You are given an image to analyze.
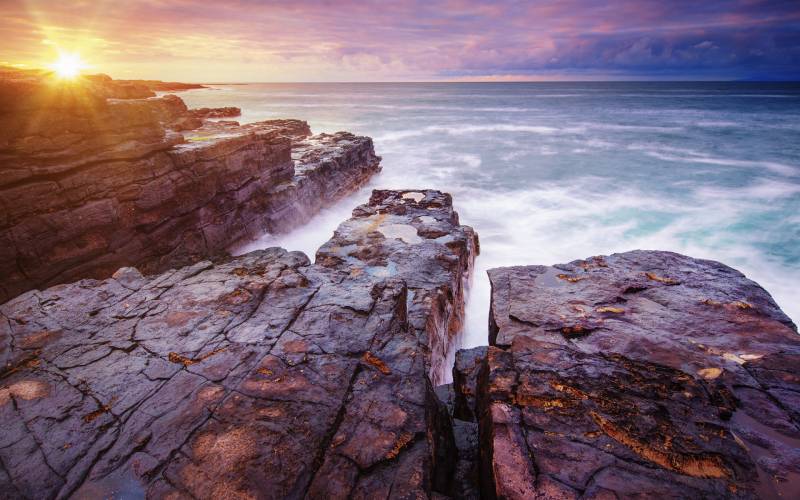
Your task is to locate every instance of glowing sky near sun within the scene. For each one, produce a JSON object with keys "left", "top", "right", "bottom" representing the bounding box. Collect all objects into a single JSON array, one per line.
[{"left": 1, "top": 0, "right": 798, "bottom": 82}]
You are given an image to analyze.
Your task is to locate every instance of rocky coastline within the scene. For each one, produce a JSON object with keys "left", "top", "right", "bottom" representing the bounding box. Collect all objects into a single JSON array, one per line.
[
  {"left": 0, "top": 71, "right": 381, "bottom": 303},
  {"left": 1, "top": 69, "right": 799, "bottom": 499}
]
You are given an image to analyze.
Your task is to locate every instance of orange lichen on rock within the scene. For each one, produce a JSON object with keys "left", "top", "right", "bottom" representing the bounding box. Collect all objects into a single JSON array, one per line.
[
  {"left": 697, "top": 367, "right": 723, "bottom": 380},
  {"left": 596, "top": 306, "right": 625, "bottom": 314},
  {"left": 578, "top": 257, "right": 609, "bottom": 269},
  {"left": 556, "top": 273, "right": 584, "bottom": 283},
  {"left": 701, "top": 299, "right": 753, "bottom": 310},
  {"left": 513, "top": 393, "right": 568, "bottom": 409},
  {"left": 83, "top": 398, "right": 116, "bottom": 423},
  {"left": 169, "top": 348, "right": 227, "bottom": 366},
  {"left": 645, "top": 272, "right": 679, "bottom": 285},
  {"left": 561, "top": 325, "right": 592, "bottom": 337},
  {"left": 550, "top": 381, "right": 590, "bottom": 400},
  {"left": 1, "top": 353, "right": 41, "bottom": 378},
  {"left": 590, "top": 411, "right": 729, "bottom": 478},
  {"left": 362, "top": 351, "right": 391, "bottom": 375},
  {"left": 385, "top": 432, "right": 414, "bottom": 459}
]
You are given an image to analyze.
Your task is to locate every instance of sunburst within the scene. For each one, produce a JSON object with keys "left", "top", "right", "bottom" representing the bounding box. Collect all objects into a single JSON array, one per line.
[{"left": 50, "top": 52, "right": 85, "bottom": 79}]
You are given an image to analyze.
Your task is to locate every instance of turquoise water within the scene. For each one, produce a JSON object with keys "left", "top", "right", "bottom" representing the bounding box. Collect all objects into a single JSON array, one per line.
[{"left": 177, "top": 83, "right": 800, "bottom": 346}]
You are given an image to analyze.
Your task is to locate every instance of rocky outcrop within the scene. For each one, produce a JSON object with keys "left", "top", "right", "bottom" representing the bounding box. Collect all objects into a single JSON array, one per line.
[
  {"left": 188, "top": 106, "right": 241, "bottom": 119},
  {"left": 456, "top": 250, "right": 799, "bottom": 499},
  {"left": 0, "top": 72, "right": 381, "bottom": 303},
  {"left": 316, "top": 190, "right": 479, "bottom": 385},
  {"left": 0, "top": 189, "right": 477, "bottom": 498},
  {"left": 83, "top": 74, "right": 157, "bottom": 99},
  {"left": 114, "top": 79, "right": 207, "bottom": 92}
]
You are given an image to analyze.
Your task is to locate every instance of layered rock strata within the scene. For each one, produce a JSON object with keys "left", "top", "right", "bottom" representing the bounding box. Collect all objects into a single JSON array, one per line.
[
  {"left": 0, "top": 75, "right": 381, "bottom": 303},
  {"left": 456, "top": 250, "right": 799, "bottom": 499},
  {"left": 0, "top": 189, "right": 478, "bottom": 498},
  {"left": 188, "top": 106, "right": 241, "bottom": 119}
]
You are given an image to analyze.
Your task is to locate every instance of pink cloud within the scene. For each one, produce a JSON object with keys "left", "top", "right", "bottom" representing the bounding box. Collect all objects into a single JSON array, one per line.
[{"left": 1, "top": 0, "right": 797, "bottom": 81}]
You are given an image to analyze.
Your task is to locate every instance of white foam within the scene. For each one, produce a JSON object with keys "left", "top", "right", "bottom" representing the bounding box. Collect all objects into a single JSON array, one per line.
[
  {"left": 205, "top": 83, "right": 800, "bottom": 346},
  {"left": 627, "top": 143, "right": 800, "bottom": 177}
]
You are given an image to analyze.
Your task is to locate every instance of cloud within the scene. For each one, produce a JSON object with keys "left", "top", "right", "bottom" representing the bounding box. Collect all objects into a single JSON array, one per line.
[{"left": 0, "top": 0, "right": 798, "bottom": 81}]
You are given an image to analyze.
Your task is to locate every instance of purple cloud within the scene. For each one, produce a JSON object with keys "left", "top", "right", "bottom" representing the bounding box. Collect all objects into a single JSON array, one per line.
[{"left": 0, "top": 0, "right": 798, "bottom": 80}]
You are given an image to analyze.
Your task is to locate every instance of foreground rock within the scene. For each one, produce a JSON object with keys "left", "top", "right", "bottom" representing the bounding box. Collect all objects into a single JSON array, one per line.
[
  {"left": 0, "top": 71, "right": 381, "bottom": 303},
  {"left": 460, "top": 251, "right": 799, "bottom": 499},
  {"left": 0, "top": 189, "right": 478, "bottom": 498}
]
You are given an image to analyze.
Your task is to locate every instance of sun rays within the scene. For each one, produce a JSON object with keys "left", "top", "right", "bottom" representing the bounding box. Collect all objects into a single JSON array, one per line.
[{"left": 50, "top": 52, "right": 85, "bottom": 79}]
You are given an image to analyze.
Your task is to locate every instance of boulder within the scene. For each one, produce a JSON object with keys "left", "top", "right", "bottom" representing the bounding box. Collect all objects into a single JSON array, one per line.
[{"left": 471, "top": 250, "right": 800, "bottom": 499}]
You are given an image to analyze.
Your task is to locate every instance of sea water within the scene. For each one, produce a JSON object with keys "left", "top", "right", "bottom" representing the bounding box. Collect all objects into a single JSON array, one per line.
[{"left": 176, "top": 82, "right": 800, "bottom": 348}]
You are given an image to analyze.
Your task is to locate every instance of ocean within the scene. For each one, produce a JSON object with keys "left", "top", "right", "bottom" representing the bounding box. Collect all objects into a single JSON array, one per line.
[{"left": 175, "top": 82, "right": 800, "bottom": 348}]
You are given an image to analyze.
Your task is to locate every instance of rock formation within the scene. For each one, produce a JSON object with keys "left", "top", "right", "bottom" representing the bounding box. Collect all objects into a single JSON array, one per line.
[
  {"left": 3, "top": 67, "right": 799, "bottom": 500},
  {"left": 0, "top": 72, "right": 381, "bottom": 303},
  {"left": 453, "top": 250, "right": 799, "bottom": 499},
  {"left": 316, "top": 190, "right": 479, "bottom": 385},
  {"left": 113, "top": 79, "right": 207, "bottom": 92},
  {"left": 188, "top": 106, "right": 241, "bottom": 119},
  {"left": 0, "top": 189, "right": 478, "bottom": 498}
]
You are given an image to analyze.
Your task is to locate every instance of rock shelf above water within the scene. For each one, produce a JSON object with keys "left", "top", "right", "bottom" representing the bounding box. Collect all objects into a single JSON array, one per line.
[
  {"left": 453, "top": 251, "right": 799, "bottom": 499},
  {"left": 0, "top": 189, "right": 478, "bottom": 498}
]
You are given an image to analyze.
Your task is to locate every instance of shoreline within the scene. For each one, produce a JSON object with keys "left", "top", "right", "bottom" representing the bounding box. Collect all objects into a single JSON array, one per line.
[{"left": 1, "top": 68, "right": 798, "bottom": 498}]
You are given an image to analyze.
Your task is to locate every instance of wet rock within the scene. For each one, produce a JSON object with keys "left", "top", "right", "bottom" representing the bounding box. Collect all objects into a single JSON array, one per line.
[
  {"left": 0, "top": 72, "right": 380, "bottom": 303},
  {"left": 435, "top": 383, "right": 456, "bottom": 415},
  {"left": 475, "top": 250, "right": 800, "bottom": 499},
  {"left": 0, "top": 189, "right": 477, "bottom": 499},
  {"left": 453, "top": 346, "right": 487, "bottom": 421},
  {"left": 316, "top": 190, "right": 480, "bottom": 385},
  {"left": 452, "top": 419, "right": 481, "bottom": 500}
]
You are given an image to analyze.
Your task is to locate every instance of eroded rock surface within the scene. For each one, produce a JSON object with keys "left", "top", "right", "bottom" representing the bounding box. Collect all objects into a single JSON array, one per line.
[
  {"left": 316, "top": 190, "right": 479, "bottom": 385},
  {"left": 469, "top": 250, "right": 799, "bottom": 499},
  {"left": 188, "top": 106, "right": 241, "bottom": 119},
  {"left": 0, "top": 71, "right": 381, "bottom": 303},
  {"left": 0, "top": 189, "right": 477, "bottom": 499}
]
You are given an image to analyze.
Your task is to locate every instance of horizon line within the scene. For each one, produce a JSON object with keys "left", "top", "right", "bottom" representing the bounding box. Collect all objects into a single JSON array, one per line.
[
  {"left": 194, "top": 79, "right": 800, "bottom": 85},
  {"left": 4, "top": 66, "right": 798, "bottom": 85}
]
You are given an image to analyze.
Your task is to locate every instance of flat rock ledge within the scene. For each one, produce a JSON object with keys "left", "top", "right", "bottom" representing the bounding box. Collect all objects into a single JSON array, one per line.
[
  {"left": 451, "top": 250, "right": 799, "bottom": 499},
  {"left": 0, "top": 189, "right": 478, "bottom": 499},
  {"left": 0, "top": 73, "right": 381, "bottom": 303}
]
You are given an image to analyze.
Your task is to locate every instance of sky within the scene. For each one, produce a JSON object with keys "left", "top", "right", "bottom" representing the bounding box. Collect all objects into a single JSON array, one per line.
[{"left": 1, "top": 0, "right": 799, "bottom": 82}]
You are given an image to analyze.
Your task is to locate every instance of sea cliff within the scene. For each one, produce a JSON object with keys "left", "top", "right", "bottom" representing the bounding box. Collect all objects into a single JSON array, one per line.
[{"left": 0, "top": 70, "right": 380, "bottom": 302}]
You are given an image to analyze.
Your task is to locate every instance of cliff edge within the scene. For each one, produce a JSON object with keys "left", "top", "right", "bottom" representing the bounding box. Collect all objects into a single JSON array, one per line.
[
  {"left": 0, "top": 189, "right": 478, "bottom": 498},
  {"left": 0, "top": 70, "right": 381, "bottom": 303},
  {"left": 452, "top": 250, "right": 799, "bottom": 499}
]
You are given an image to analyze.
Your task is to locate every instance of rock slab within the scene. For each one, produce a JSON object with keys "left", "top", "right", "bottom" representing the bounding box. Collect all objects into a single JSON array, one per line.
[
  {"left": 0, "top": 189, "right": 477, "bottom": 499},
  {"left": 468, "top": 250, "right": 799, "bottom": 499}
]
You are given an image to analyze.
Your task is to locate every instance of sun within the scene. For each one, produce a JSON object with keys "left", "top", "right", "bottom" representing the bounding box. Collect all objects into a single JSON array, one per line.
[{"left": 50, "top": 53, "right": 85, "bottom": 79}]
